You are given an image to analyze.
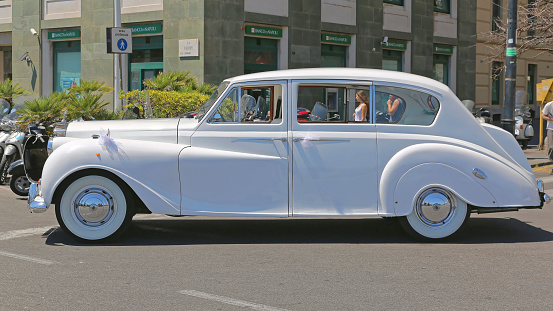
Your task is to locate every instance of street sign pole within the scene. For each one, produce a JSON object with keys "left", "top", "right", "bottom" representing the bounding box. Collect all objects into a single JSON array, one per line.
[
  {"left": 114, "top": 0, "right": 121, "bottom": 111},
  {"left": 503, "top": 0, "right": 517, "bottom": 135}
]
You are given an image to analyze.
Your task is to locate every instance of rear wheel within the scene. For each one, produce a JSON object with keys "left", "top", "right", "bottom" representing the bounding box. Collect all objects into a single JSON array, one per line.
[
  {"left": 9, "top": 167, "right": 30, "bottom": 196},
  {"left": 55, "top": 175, "right": 135, "bottom": 242},
  {"left": 399, "top": 187, "right": 469, "bottom": 240}
]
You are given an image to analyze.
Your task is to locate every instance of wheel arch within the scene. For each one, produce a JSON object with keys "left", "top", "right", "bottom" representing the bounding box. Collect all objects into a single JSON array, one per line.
[
  {"left": 52, "top": 168, "right": 149, "bottom": 214},
  {"left": 378, "top": 143, "right": 516, "bottom": 216}
]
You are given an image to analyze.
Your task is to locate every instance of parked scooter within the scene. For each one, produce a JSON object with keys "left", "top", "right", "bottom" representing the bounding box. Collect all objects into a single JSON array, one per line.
[
  {"left": 514, "top": 106, "right": 535, "bottom": 149},
  {"left": 0, "top": 124, "right": 25, "bottom": 185},
  {"left": 7, "top": 124, "right": 49, "bottom": 196}
]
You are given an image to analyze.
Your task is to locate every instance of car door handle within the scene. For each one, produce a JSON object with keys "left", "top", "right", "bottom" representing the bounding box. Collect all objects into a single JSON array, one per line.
[
  {"left": 293, "top": 138, "right": 349, "bottom": 142},
  {"left": 233, "top": 138, "right": 287, "bottom": 142}
]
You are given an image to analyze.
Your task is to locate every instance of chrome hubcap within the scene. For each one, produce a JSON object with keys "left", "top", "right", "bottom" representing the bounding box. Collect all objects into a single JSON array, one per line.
[
  {"left": 415, "top": 188, "right": 456, "bottom": 226},
  {"left": 72, "top": 187, "right": 115, "bottom": 227}
]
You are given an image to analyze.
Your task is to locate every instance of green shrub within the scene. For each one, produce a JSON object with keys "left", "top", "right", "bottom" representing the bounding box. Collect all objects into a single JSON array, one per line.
[{"left": 120, "top": 89, "right": 210, "bottom": 118}]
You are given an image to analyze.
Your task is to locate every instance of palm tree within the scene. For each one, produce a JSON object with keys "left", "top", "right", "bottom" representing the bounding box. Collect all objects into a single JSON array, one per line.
[
  {"left": 0, "top": 79, "right": 29, "bottom": 112},
  {"left": 17, "top": 92, "right": 66, "bottom": 126},
  {"left": 143, "top": 71, "right": 195, "bottom": 91},
  {"left": 66, "top": 80, "right": 113, "bottom": 120}
]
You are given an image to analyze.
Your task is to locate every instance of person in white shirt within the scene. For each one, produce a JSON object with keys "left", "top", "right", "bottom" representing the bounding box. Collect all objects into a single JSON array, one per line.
[
  {"left": 541, "top": 100, "right": 553, "bottom": 173},
  {"left": 353, "top": 90, "right": 369, "bottom": 121}
]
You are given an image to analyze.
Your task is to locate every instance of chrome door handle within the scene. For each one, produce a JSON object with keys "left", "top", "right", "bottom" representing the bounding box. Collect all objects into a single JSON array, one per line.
[
  {"left": 234, "top": 138, "right": 287, "bottom": 142},
  {"left": 293, "top": 138, "right": 349, "bottom": 142}
]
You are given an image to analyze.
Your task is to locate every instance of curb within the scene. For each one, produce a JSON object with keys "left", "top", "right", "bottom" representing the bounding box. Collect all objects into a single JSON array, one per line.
[{"left": 531, "top": 161, "right": 553, "bottom": 168}]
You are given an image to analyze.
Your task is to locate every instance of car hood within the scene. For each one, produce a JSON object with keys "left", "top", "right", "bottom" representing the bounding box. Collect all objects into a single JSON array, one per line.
[{"left": 66, "top": 118, "right": 198, "bottom": 144}]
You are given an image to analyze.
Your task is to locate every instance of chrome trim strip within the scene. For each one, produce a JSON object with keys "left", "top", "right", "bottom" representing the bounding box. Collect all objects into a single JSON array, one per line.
[{"left": 293, "top": 138, "right": 349, "bottom": 142}]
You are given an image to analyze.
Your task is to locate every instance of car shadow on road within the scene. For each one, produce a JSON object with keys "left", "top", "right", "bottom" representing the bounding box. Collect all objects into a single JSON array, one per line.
[{"left": 44, "top": 216, "right": 553, "bottom": 246}]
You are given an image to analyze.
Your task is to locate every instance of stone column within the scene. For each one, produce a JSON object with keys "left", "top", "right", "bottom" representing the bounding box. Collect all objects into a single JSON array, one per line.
[
  {"left": 356, "top": 0, "right": 383, "bottom": 69},
  {"left": 289, "top": 0, "right": 321, "bottom": 69},
  {"left": 411, "top": 1, "right": 434, "bottom": 78},
  {"left": 11, "top": 0, "right": 41, "bottom": 102}
]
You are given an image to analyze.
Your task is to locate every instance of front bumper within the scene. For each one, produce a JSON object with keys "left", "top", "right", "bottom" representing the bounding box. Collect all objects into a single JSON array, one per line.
[
  {"left": 27, "top": 182, "right": 49, "bottom": 213},
  {"left": 537, "top": 180, "right": 551, "bottom": 206}
]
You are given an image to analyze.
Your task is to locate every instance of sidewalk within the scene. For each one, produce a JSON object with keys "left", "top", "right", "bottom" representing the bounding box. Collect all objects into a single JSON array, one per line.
[{"left": 523, "top": 146, "right": 552, "bottom": 168}]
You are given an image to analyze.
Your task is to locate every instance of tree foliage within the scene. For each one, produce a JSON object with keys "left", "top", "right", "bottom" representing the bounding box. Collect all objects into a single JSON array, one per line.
[
  {"left": 480, "top": 0, "right": 553, "bottom": 65},
  {"left": 0, "top": 79, "right": 29, "bottom": 112}
]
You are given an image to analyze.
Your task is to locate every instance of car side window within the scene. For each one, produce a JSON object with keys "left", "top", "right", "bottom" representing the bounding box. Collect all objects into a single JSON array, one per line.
[
  {"left": 297, "top": 85, "right": 372, "bottom": 123},
  {"left": 210, "top": 85, "right": 283, "bottom": 124},
  {"left": 375, "top": 85, "right": 439, "bottom": 125},
  {"left": 210, "top": 88, "right": 240, "bottom": 123}
]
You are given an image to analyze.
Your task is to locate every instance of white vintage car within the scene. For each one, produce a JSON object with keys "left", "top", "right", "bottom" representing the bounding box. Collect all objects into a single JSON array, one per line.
[{"left": 27, "top": 68, "right": 550, "bottom": 241}]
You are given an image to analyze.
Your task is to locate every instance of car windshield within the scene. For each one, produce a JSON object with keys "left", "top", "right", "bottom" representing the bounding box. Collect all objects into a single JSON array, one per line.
[{"left": 195, "top": 81, "right": 229, "bottom": 122}]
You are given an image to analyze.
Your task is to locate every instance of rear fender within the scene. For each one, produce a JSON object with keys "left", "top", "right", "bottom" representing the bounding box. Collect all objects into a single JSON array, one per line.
[
  {"left": 379, "top": 143, "right": 539, "bottom": 216},
  {"left": 391, "top": 163, "right": 497, "bottom": 216}
]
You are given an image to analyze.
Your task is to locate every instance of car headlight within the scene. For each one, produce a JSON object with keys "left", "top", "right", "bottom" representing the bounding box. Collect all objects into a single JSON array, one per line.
[
  {"left": 47, "top": 137, "right": 54, "bottom": 155},
  {"left": 52, "top": 121, "right": 67, "bottom": 137}
]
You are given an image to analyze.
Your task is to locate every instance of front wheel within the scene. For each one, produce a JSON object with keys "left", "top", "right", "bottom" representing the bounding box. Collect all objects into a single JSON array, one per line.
[
  {"left": 55, "top": 175, "right": 135, "bottom": 242},
  {"left": 9, "top": 167, "right": 30, "bottom": 196},
  {"left": 399, "top": 187, "right": 469, "bottom": 240}
]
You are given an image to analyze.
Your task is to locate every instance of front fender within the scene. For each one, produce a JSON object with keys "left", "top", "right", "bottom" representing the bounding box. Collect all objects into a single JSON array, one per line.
[
  {"left": 3, "top": 144, "right": 17, "bottom": 156},
  {"left": 40, "top": 138, "right": 186, "bottom": 215},
  {"left": 379, "top": 143, "right": 540, "bottom": 216},
  {"left": 7, "top": 159, "right": 23, "bottom": 174}
]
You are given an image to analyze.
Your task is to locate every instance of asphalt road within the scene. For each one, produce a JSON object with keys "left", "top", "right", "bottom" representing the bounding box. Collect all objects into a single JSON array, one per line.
[{"left": 1, "top": 173, "right": 553, "bottom": 311}]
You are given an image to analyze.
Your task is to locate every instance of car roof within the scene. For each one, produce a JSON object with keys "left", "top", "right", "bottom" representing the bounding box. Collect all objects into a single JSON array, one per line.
[{"left": 225, "top": 68, "right": 451, "bottom": 96}]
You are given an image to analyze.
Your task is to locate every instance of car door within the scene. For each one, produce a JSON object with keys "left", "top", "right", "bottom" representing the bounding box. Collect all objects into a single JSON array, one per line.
[
  {"left": 180, "top": 81, "right": 289, "bottom": 216},
  {"left": 290, "top": 80, "right": 379, "bottom": 216}
]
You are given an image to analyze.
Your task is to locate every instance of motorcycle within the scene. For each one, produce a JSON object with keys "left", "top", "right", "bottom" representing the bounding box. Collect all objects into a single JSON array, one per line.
[
  {"left": 514, "top": 106, "right": 535, "bottom": 149},
  {"left": 0, "top": 112, "right": 24, "bottom": 185},
  {"left": 7, "top": 125, "right": 49, "bottom": 196}
]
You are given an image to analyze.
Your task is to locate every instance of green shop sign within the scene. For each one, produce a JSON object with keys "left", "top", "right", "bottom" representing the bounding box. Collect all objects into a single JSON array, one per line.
[
  {"left": 126, "top": 23, "right": 162, "bottom": 35},
  {"left": 321, "top": 34, "right": 351, "bottom": 45},
  {"left": 382, "top": 40, "right": 407, "bottom": 50},
  {"left": 48, "top": 30, "right": 81, "bottom": 40},
  {"left": 245, "top": 25, "right": 282, "bottom": 38},
  {"left": 434, "top": 45, "right": 453, "bottom": 54}
]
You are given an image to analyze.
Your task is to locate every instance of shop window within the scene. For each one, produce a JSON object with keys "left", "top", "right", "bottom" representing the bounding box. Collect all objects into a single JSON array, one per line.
[
  {"left": 0, "top": 46, "right": 12, "bottom": 80},
  {"left": 433, "top": 54, "right": 449, "bottom": 86},
  {"left": 53, "top": 41, "right": 81, "bottom": 92},
  {"left": 492, "top": 0, "right": 502, "bottom": 31},
  {"left": 492, "top": 61, "right": 503, "bottom": 106},
  {"left": 382, "top": 49, "right": 403, "bottom": 72},
  {"left": 129, "top": 36, "right": 163, "bottom": 91},
  {"left": 244, "top": 37, "right": 278, "bottom": 74},
  {"left": 384, "top": 0, "right": 404, "bottom": 5},
  {"left": 527, "top": 64, "right": 537, "bottom": 106},
  {"left": 434, "top": 0, "right": 450, "bottom": 14},
  {"left": 321, "top": 44, "right": 347, "bottom": 67}
]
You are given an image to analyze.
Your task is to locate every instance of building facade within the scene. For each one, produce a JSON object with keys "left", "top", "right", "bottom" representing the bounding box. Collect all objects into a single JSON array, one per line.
[
  {"left": 476, "top": 0, "right": 553, "bottom": 132},
  {"left": 0, "top": 0, "right": 476, "bottom": 109}
]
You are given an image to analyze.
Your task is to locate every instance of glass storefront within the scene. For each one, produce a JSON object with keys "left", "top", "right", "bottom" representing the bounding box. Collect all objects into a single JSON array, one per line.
[
  {"left": 244, "top": 36, "right": 278, "bottom": 74},
  {"left": 53, "top": 41, "right": 81, "bottom": 92},
  {"left": 382, "top": 49, "right": 403, "bottom": 71},
  {"left": 321, "top": 44, "right": 346, "bottom": 67},
  {"left": 433, "top": 45, "right": 452, "bottom": 86},
  {"left": 0, "top": 46, "right": 12, "bottom": 80},
  {"left": 129, "top": 36, "right": 163, "bottom": 91}
]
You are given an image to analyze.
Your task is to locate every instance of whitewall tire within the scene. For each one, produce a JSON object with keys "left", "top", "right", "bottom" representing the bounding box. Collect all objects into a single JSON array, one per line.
[
  {"left": 55, "top": 175, "right": 135, "bottom": 242},
  {"left": 400, "top": 187, "right": 469, "bottom": 240}
]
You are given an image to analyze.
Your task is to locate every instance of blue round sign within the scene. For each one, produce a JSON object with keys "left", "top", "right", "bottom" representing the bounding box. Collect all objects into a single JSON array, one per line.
[{"left": 117, "top": 38, "right": 128, "bottom": 51}]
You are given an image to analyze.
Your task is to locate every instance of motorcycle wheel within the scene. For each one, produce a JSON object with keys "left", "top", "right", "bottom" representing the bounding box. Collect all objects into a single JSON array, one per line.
[
  {"left": 9, "top": 167, "right": 30, "bottom": 196},
  {"left": 0, "top": 154, "right": 11, "bottom": 185}
]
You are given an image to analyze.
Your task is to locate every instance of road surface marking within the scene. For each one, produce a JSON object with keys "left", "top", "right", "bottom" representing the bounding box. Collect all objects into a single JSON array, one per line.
[
  {"left": 0, "top": 251, "right": 55, "bottom": 265},
  {"left": 0, "top": 226, "right": 57, "bottom": 241},
  {"left": 179, "top": 290, "right": 291, "bottom": 311}
]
